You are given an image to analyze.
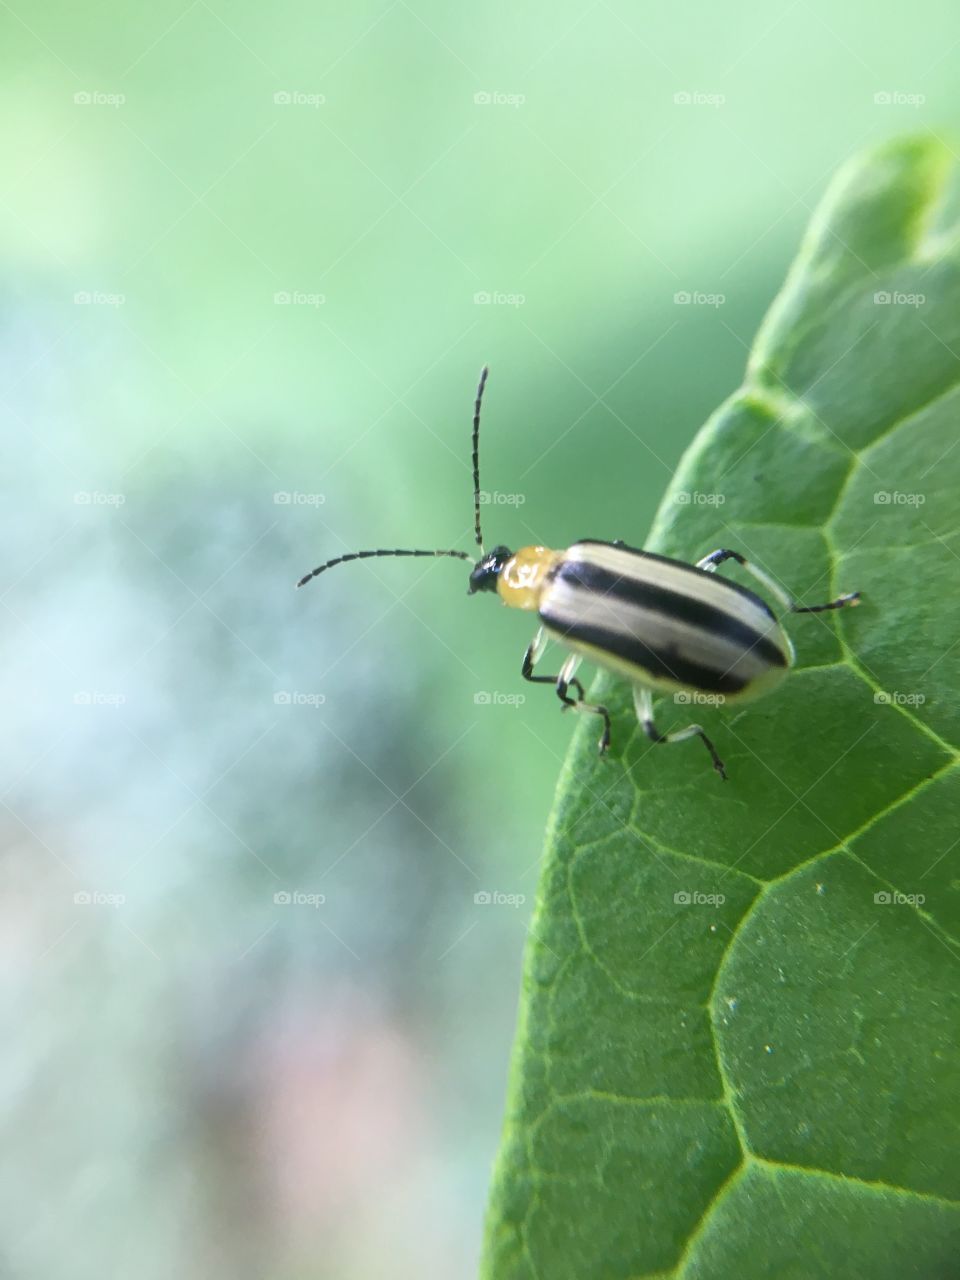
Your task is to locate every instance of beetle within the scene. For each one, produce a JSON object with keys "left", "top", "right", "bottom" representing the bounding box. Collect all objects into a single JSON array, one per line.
[{"left": 297, "top": 367, "right": 860, "bottom": 779}]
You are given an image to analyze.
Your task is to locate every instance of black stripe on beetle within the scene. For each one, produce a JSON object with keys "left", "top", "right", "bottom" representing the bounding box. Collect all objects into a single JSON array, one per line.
[{"left": 542, "top": 551, "right": 789, "bottom": 673}]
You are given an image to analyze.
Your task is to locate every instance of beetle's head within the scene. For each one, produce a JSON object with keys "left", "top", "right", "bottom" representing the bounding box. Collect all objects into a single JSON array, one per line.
[{"left": 468, "top": 545, "right": 512, "bottom": 595}]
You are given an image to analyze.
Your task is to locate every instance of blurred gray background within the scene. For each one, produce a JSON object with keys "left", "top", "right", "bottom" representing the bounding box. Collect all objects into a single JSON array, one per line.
[{"left": 1, "top": 1, "right": 958, "bottom": 1275}]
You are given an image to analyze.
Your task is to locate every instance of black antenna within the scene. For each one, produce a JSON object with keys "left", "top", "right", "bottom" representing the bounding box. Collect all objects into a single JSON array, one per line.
[
  {"left": 472, "top": 365, "right": 489, "bottom": 550},
  {"left": 297, "top": 547, "right": 471, "bottom": 590},
  {"left": 298, "top": 369, "right": 490, "bottom": 590}
]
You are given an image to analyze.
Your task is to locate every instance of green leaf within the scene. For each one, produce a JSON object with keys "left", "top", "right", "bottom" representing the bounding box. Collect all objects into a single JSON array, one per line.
[{"left": 481, "top": 136, "right": 960, "bottom": 1280}]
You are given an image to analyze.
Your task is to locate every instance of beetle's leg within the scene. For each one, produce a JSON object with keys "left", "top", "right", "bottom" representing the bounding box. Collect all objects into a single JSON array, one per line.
[
  {"left": 557, "top": 654, "right": 611, "bottom": 755},
  {"left": 790, "top": 592, "right": 861, "bottom": 613},
  {"left": 696, "top": 547, "right": 793, "bottom": 609},
  {"left": 696, "top": 547, "right": 860, "bottom": 614},
  {"left": 521, "top": 627, "right": 585, "bottom": 699},
  {"left": 634, "top": 686, "right": 727, "bottom": 781},
  {"left": 521, "top": 632, "right": 610, "bottom": 753}
]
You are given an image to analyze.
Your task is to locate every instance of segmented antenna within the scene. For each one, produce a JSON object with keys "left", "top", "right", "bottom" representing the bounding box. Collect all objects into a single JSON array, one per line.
[
  {"left": 297, "top": 547, "right": 471, "bottom": 589},
  {"left": 472, "top": 365, "right": 489, "bottom": 550},
  {"left": 298, "top": 369, "right": 490, "bottom": 589}
]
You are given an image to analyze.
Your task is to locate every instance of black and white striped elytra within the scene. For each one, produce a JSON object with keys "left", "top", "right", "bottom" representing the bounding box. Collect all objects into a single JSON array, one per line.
[
  {"left": 538, "top": 540, "right": 792, "bottom": 702},
  {"left": 297, "top": 368, "right": 861, "bottom": 779}
]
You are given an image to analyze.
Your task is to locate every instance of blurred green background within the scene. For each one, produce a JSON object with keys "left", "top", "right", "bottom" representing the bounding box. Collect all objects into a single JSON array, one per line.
[{"left": 1, "top": 2, "right": 958, "bottom": 1276}]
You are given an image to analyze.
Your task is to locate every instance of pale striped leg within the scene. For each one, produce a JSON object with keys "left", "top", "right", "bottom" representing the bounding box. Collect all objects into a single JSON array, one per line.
[
  {"left": 521, "top": 633, "right": 610, "bottom": 753},
  {"left": 556, "top": 654, "right": 611, "bottom": 755},
  {"left": 696, "top": 548, "right": 860, "bottom": 614},
  {"left": 633, "top": 686, "right": 727, "bottom": 781},
  {"left": 521, "top": 627, "right": 585, "bottom": 701}
]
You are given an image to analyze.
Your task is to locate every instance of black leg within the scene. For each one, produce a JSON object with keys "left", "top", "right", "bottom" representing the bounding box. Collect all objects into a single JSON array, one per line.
[
  {"left": 791, "top": 592, "right": 861, "bottom": 614},
  {"left": 521, "top": 633, "right": 609, "bottom": 754},
  {"left": 521, "top": 640, "right": 585, "bottom": 700},
  {"left": 555, "top": 660, "right": 609, "bottom": 747}
]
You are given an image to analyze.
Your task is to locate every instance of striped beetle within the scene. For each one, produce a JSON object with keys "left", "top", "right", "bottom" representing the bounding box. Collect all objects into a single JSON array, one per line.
[{"left": 298, "top": 368, "right": 860, "bottom": 779}]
